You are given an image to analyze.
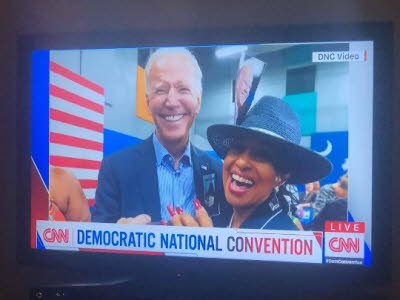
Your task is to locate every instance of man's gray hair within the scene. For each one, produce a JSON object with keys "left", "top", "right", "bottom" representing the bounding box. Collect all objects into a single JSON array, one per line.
[{"left": 144, "top": 47, "right": 203, "bottom": 95}]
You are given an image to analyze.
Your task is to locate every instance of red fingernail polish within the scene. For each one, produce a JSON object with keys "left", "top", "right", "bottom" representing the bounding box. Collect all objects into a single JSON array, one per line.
[
  {"left": 167, "top": 205, "right": 176, "bottom": 217},
  {"left": 194, "top": 199, "right": 202, "bottom": 210},
  {"left": 176, "top": 207, "right": 183, "bottom": 214},
  {"left": 160, "top": 220, "right": 167, "bottom": 225}
]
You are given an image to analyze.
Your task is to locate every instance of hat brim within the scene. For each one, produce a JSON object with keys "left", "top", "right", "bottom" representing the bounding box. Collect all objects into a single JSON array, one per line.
[{"left": 207, "top": 124, "right": 332, "bottom": 185}]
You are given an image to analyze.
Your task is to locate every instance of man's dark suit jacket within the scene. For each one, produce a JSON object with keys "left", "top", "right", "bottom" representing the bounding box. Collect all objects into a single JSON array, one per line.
[{"left": 91, "top": 136, "right": 230, "bottom": 225}]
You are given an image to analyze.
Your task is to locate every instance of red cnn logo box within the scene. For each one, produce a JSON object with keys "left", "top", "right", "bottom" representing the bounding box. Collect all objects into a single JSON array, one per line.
[
  {"left": 43, "top": 228, "right": 70, "bottom": 243},
  {"left": 324, "top": 221, "right": 365, "bottom": 260}
]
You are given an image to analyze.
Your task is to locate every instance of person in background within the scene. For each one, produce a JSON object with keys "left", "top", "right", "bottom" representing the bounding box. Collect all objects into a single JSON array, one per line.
[
  {"left": 49, "top": 167, "right": 91, "bottom": 222},
  {"left": 92, "top": 48, "right": 226, "bottom": 225},
  {"left": 296, "top": 181, "right": 320, "bottom": 228},
  {"left": 234, "top": 62, "right": 254, "bottom": 125},
  {"left": 309, "top": 197, "right": 348, "bottom": 231},
  {"left": 311, "top": 174, "right": 348, "bottom": 220},
  {"left": 235, "top": 63, "right": 254, "bottom": 111},
  {"left": 299, "top": 181, "right": 320, "bottom": 204}
]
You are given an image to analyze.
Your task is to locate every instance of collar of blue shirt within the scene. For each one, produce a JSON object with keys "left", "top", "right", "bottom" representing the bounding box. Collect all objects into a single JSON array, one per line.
[{"left": 152, "top": 133, "right": 192, "bottom": 169}]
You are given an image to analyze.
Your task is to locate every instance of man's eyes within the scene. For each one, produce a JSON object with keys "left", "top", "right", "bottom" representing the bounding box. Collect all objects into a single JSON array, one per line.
[
  {"left": 178, "top": 87, "right": 191, "bottom": 94},
  {"left": 154, "top": 87, "right": 191, "bottom": 95},
  {"left": 155, "top": 88, "right": 168, "bottom": 95}
]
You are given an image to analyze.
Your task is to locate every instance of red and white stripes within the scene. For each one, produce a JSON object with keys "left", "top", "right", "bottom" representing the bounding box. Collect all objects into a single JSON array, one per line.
[{"left": 49, "top": 61, "right": 105, "bottom": 206}]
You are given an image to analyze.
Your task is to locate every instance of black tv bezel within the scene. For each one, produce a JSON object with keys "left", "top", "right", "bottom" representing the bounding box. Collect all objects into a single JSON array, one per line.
[{"left": 17, "top": 22, "right": 393, "bottom": 293}]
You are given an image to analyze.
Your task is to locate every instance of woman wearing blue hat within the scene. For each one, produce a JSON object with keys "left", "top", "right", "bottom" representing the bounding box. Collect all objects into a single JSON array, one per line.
[{"left": 170, "top": 96, "right": 332, "bottom": 230}]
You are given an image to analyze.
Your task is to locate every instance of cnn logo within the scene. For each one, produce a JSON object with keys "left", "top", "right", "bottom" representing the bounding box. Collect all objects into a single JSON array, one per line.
[
  {"left": 328, "top": 237, "right": 360, "bottom": 253},
  {"left": 43, "top": 228, "right": 69, "bottom": 243}
]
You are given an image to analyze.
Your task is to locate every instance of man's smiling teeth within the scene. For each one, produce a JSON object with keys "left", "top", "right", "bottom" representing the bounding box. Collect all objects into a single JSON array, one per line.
[
  {"left": 163, "top": 114, "right": 183, "bottom": 122},
  {"left": 232, "top": 173, "right": 254, "bottom": 187}
]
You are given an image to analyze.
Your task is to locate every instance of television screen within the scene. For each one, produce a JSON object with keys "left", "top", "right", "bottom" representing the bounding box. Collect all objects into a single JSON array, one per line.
[
  {"left": 29, "top": 39, "right": 374, "bottom": 266},
  {"left": 18, "top": 26, "right": 392, "bottom": 293}
]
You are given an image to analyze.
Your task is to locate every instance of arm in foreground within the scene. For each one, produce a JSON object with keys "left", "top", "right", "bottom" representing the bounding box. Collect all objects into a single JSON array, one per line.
[{"left": 49, "top": 167, "right": 90, "bottom": 222}]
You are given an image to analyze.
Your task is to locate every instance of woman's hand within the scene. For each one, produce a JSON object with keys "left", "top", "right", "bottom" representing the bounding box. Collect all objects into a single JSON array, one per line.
[{"left": 167, "top": 199, "right": 213, "bottom": 227}]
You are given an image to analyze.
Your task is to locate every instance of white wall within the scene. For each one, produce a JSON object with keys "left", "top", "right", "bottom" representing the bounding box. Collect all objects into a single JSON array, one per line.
[
  {"left": 253, "top": 53, "right": 350, "bottom": 135},
  {"left": 51, "top": 49, "right": 155, "bottom": 139},
  {"left": 194, "top": 63, "right": 234, "bottom": 150},
  {"left": 348, "top": 41, "right": 374, "bottom": 247},
  {"left": 315, "top": 62, "right": 349, "bottom": 132},
  {"left": 255, "top": 67, "right": 287, "bottom": 100},
  {"left": 50, "top": 51, "right": 81, "bottom": 74}
]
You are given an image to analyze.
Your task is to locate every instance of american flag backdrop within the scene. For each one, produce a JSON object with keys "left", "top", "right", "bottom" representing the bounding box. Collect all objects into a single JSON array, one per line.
[{"left": 49, "top": 61, "right": 105, "bottom": 207}]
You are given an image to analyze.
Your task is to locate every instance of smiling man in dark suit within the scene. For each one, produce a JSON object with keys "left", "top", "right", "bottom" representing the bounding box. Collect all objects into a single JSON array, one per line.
[{"left": 91, "top": 48, "right": 226, "bottom": 225}]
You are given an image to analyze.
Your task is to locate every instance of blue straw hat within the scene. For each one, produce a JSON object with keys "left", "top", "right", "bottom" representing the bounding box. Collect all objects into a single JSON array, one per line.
[{"left": 207, "top": 96, "right": 332, "bottom": 184}]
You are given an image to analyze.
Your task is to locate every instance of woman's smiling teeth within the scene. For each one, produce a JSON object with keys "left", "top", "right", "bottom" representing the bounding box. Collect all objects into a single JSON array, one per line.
[
  {"left": 163, "top": 114, "right": 184, "bottom": 122},
  {"left": 232, "top": 173, "right": 254, "bottom": 188}
]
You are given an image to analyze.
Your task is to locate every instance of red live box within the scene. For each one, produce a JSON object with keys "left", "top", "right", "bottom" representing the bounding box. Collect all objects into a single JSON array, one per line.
[{"left": 325, "top": 221, "right": 365, "bottom": 233}]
